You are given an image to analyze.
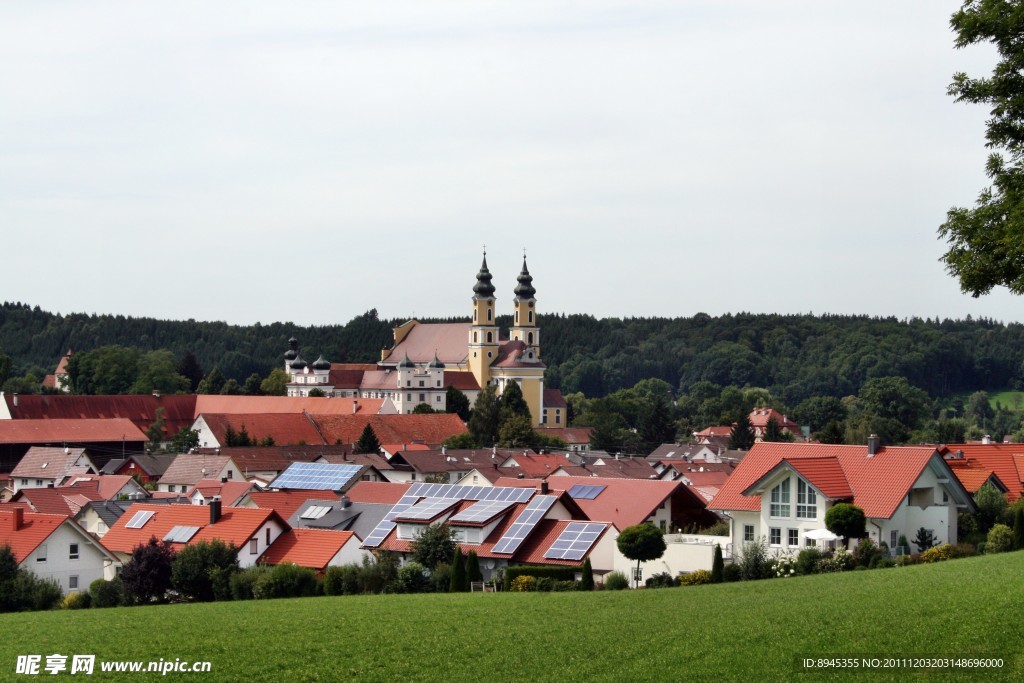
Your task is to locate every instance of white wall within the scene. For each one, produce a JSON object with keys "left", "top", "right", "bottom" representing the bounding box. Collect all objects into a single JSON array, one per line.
[
  {"left": 237, "top": 518, "right": 287, "bottom": 569},
  {"left": 21, "top": 523, "right": 118, "bottom": 594}
]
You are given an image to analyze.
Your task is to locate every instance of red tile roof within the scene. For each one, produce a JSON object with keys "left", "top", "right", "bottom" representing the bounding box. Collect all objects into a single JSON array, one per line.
[
  {"left": 159, "top": 455, "right": 235, "bottom": 486},
  {"left": 783, "top": 457, "right": 853, "bottom": 499},
  {"left": 260, "top": 528, "right": 357, "bottom": 570},
  {"left": 11, "top": 486, "right": 104, "bottom": 516},
  {"left": 203, "top": 447, "right": 321, "bottom": 474},
  {"left": 749, "top": 408, "right": 800, "bottom": 432},
  {"left": 328, "top": 365, "right": 378, "bottom": 389},
  {"left": 504, "top": 453, "right": 568, "bottom": 477},
  {"left": 534, "top": 427, "right": 591, "bottom": 444},
  {"left": 244, "top": 490, "right": 339, "bottom": 519},
  {"left": 695, "top": 426, "right": 732, "bottom": 438},
  {"left": 945, "top": 460, "right": 1005, "bottom": 494},
  {"left": 11, "top": 447, "right": 95, "bottom": 480},
  {"left": 711, "top": 442, "right": 944, "bottom": 518},
  {"left": 194, "top": 395, "right": 383, "bottom": 416},
  {"left": 65, "top": 475, "right": 138, "bottom": 500},
  {"left": 344, "top": 481, "right": 412, "bottom": 505},
  {"left": 187, "top": 480, "right": 258, "bottom": 506},
  {"left": 102, "top": 503, "right": 283, "bottom": 554},
  {"left": 313, "top": 413, "right": 467, "bottom": 448},
  {"left": 383, "top": 322, "right": 471, "bottom": 365},
  {"left": 0, "top": 419, "right": 148, "bottom": 444},
  {"left": 199, "top": 413, "right": 327, "bottom": 447},
  {"left": 3, "top": 395, "right": 196, "bottom": 439},
  {"left": 938, "top": 445, "right": 1024, "bottom": 501},
  {"left": 542, "top": 389, "right": 567, "bottom": 409},
  {"left": 493, "top": 340, "right": 545, "bottom": 369},
  {"left": 443, "top": 371, "right": 480, "bottom": 391},
  {"left": 0, "top": 508, "right": 73, "bottom": 563}
]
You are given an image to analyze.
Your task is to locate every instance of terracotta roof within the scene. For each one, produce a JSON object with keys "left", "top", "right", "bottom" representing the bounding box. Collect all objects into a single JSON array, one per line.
[
  {"left": 711, "top": 442, "right": 947, "bottom": 518},
  {"left": 159, "top": 455, "right": 232, "bottom": 486},
  {"left": 11, "top": 486, "right": 104, "bottom": 516},
  {"left": 193, "top": 395, "right": 383, "bottom": 416},
  {"left": 504, "top": 453, "right": 569, "bottom": 477},
  {"left": 199, "top": 413, "right": 326, "bottom": 447},
  {"left": 748, "top": 408, "right": 800, "bottom": 432},
  {"left": 938, "top": 445, "right": 1024, "bottom": 501},
  {"left": 542, "top": 389, "right": 567, "bottom": 409},
  {"left": 65, "top": 475, "right": 138, "bottom": 500},
  {"left": 12, "top": 447, "right": 95, "bottom": 480},
  {"left": 0, "top": 509, "right": 81, "bottom": 563},
  {"left": 397, "top": 450, "right": 495, "bottom": 474},
  {"left": 356, "top": 371, "right": 402, "bottom": 391},
  {"left": 945, "top": 460, "right": 1005, "bottom": 494},
  {"left": 245, "top": 490, "right": 341, "bottom": 519},
  {"left": 0, "top": 419, "right": 148, "bottom": 445},
  {"left": 534, "top": 427, "right": 591, "bottom": 444},
  {"left": 678, "top": 470, "right": 730, "bottom": 488},
  {"left": 461, "top": 466, "right": 521, "bottom": 483},
  {"left": 102, "top": 503, "right": 283, "bottom": 554},
  {"left": 443, "top": 371, "right": 480, "bottom": 391},
  {"left": 328, "top": 365, "right": 377, "bottom": 389},
  {"left": 345, "top": 481, "right": 412, "bottom": 504},
  {"left": 695, "top": 426, "right": 733, "bottom": 438},
  {"left": 556, "top": 458, "right": 656, "bottom": 479},
  {"left": 313, "top": 413, "right": 467, "bottom": 448},
  {"left": 187, "top": 479, "right": 258, "bottom": 506},
  {"left": 783, "top": 457, "right": 853, "bottom": 499},
  {"left": 202, "top": 447, "right": 321, "bottom": 474},
  {"left": 383, "top": 322, "right": 471, "bottom": 365},
  {"left": 493, "top": 340, "right": 545, "bottom": 369},
  {"left": 3, "top": 395, "right": 197, "bottom": 439},
  {"left": 260, "top": 528, "right": 357, "bottom": 570},
  {"left": 318, "top": 452, "right": 393, "bottom": 470}
]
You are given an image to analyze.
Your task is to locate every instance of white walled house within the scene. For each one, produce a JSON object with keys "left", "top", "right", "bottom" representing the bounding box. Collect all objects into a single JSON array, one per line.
[{"left": 710, "top": 440, "right": 975, "bottom": 556}]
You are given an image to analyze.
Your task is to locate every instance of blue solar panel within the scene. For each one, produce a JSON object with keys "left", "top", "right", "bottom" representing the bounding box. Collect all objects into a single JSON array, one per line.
[
  {"left": 567, "top": 484, "right": 606, "bottom": 500},
  {"left": 270, "top": 462, "right": 364, "bottom": 491},
  {"left": 395, "top": 498, "right": 460, "bottom": 521},
  {"left": 543, "top": 522, "right": 607, "bottom": 561},
  {"left": 492, "top": 495, "right": 557, "bottom": 554},
  {"left": 361, "top": 493, "right": 421, "bottom": 548},
  {"left": 449, "top": 499, "right": 516, "bottom": 524}
]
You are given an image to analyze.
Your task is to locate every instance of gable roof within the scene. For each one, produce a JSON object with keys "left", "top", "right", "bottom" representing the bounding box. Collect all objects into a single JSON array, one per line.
[
  {"left": 542, "top": 389, "right": 567, "bottom": 409},
  {"left": 194, "top": 446, "right": 321, "bottom": 474},
  {"left": 3, "top": 394, "right": 197, "bottom": 439},
  {"left": 193, "top": 395, "right": 383, "bottom": 416},
  {"left": 503, "top": 453, "right": 569, "bottom": 477},
  {"left": 12, "top": 447, "right": 95, "bottom": 480},
  {"left": 187, "top": 479, "right": 259, "bottom": 506},
  {"left": 493, "top": 340, "right": 545, "bottom": 369},
  {"left": 244, "top": 490, "right": 341, "bottom": 520},
  {"left": 312, "top": 413, "right": 467, "bottom": 448},
  {"left": 158, "top": 455, "right": 233, "bottom": 486},
  {"left": 938, "top": 445, "right": 1024, "bottom": 501},
  {"left": 748, "top": 408, "right": 800, "bottom": 432},
  {"left": 945, "top": 459, "right": 1006, "bottom": 494},
  {"left": 198, "top": 413, "right": 327, "bottom": 447},
  {"left": 382, "top": 322, "right": 471, "bottom": 365},
  {"left": 11, "top": 485, "right": 105, "bottom": 516},
  {"left": 260, "top": 528, "right": 357, "bottom": 569},
  {"left": 711, "top": 442, "right": 963, "bottom": 518},
  {"left": 0, "top": 508, "right": 117, "bottom": 564},
  {"left": 100, "top": 453, "right": 177, "bottom": 477},
  {"left": 0, "top": 419, "right": 147, "bottom": 445},
  {"left": 102, "top": 503, "right": 284, "bottom": 554},
  {"left": 443, "top": 371, "right": 480, "bottom": 391},
  {"left": 344, "top": 481, "right": 413, "bottom": 505}
]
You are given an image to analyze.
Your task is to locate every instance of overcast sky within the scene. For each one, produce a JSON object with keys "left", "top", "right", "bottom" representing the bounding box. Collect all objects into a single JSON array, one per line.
[{"left": 1, "top": 1, "right": 1017, "bottom": 327}]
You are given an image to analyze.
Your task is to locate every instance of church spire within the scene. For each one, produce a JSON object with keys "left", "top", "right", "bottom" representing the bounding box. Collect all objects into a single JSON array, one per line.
[
  {"left": 473, "top": 252, "right": 496, "bottom": 299},
  {"left": 514, "top": 256, "right": 536, "bottom": 300}
]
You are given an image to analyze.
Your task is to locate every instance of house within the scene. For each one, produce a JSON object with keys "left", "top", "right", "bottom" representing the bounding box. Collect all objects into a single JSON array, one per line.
[
  {"left": 551, "top": 454, "right": 658, "bottom": 479},
  {"left": 313, "top": 413, "right": 469, "bottom": 450},
  {"left": 102, "top": 501, "right": 288, "bottom": 568},
  {"left": 41, "top": 349, "right": 73, "bottom": 393},
  {"left": 317, "top": 452, "right": 392, "bottom": 483},
  {"left": 943, "top": 458, "right": 1009, "bottom": 497},
  {"left": 268, "top": 461, "right": 376, "bottom": 494},
  {"left": 186, "top": 479, "right": 259, "bottom": 507},
  {"left": 533, "top": 426, "right": 592, "bottom": 452},
  {"left": 238, "top": 490, "right": 342, "bottom": 520},
  {"left": 260, "top": 528, "right": 367, "bottom": 572},
  {"left": 100, "top": 454, "right": 177, "bottom": 484},
  {"left": 0, "top": 507, "right": 120, "bottom": 593},
  {"left": 383, "top": 448, "right": 508, "bottom": 484},
  {"left": 64, "top": 475, "right": 148, "bottom": 501},
  {"left": 709, "top": 439, "right": 976, "bottom": 555},
  {"left": 938, "top": 444, "right": 1024, "bottom": 501},
  {"left": 0, "top": 419, "right": 146, "bottom": 472},
  {"left": 283, "top": 256, "right": 567, "bottom": 427},
  {"left": 156, "top": 455, "right": 244, "bottom": 494},
  {"left": 191, "top": 413, "right": 329, "bottom": 449},
  {"left": 748, "top": 408, "right": 802, "bottom": 440},
  {"left": 10, "top": 447, "right": 99, "bottom": 493},
  {"left": 288, "top": 498, "right": 394, "bottom": 540},
  {"left": 692, "top": 426, "right": 733, "bottom": 449},
  {"left": 10, "top": 486, "right": 105, "bottom": 518},
  {"left": 75, "top": 499, "right": 135, "bottom": 538}
]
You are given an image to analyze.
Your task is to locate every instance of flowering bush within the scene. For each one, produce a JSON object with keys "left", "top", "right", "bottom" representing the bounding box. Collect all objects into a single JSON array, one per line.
[
  {"left": 679, "top": 570, "right": 712, "bottom": 586},
  {"left": 509, "top": 575, "right": 537, "bottom": 592},
  {"left": 772, "top": 556, "right": 797, "bottom": 578}
]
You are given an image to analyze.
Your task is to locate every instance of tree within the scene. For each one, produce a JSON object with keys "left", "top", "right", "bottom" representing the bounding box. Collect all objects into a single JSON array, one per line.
[
  {"left": 762, "top": 416, "right": 794, "bottom": 443},
  {"left": 0, "top": 349, "right": 11, "bottom": 386},
  {"left": 967, "top": 390, "right": 995, "bottom": 425},
  {"left": 498, "top": 413, "right": 536, "bottom": 448},
  {"left": 411, "top": 403, "right": 435, "bottom": 414},
  {"left": 132, "top": 350, "right": 190, "bottom": 395},
  {"left": 586, "top": 410, "right": 627, "bottom": 453},
  {"left": 220, "top": 379, "right": 243, "bottom": 395},
  {"left": 242, "top": 373, "right": 263, "bottom": 396},
  {"left": 467, "top": 385, "right": 500, "bottom": 446},
  {"left": 196, "top": 367, "right": 226, "bottom": 395},
  {"left": 445, "top": 386, "right": 471, "bottom": 421},
  {"left": 816, "top": 420, "right": 847, "bottom": 445},
  {"left": 499, "top": 381, "right": 532, "bottom": 423},
  {"left": 448, "top": 546, "right": 468, "bottom": 593},
  {"left": 973, "top": 483, "right": 1008, "bottom": 533},
  {"left": 120, "top": 539, "right": 175, "bottom": 604},
  {"left": 176, "top": 351, "right": 204, "bottom": 393},
  {"left": 171, "top": 427, "right": 200, "bottom": 453},
  {"left": 638, "top": 395, "right": 677, "bottom": 454},
  {"left": 306, "top": 387, "right": 326, "bottom": 397},
  {"left": 792, "top": 396, "right": 847, "bottom": 433},
  {"left": 825, "top": 503, "right": 866, "bottom": 547},
  {"left": 711, "top": 544, "right": 724, "bottom": 584},
  {"left": 260, "top": 368, "right": 290, "bottom": 396},
  {"left": 1013, "top": 507, "right": 1024, "bottom": 549},
  {"left": 616, "top": 523, "right": 666, "bottom": 588},
  {"left": 912, "top": 527, "right": 938, "bottom": 553},
  {"left": 580, "top": 557, "right": 594, "bottom": 591},
  {"left": 409, "top": 522, "right": 456, "bottom": 571},
  {"left": 465, "top": 550, "right": 483, "bottom": 585},
  {"left": 146, "top": 407, "right": 166, "bottom": 449},
  {"left": 940, "top": 0, "right": 1024, "bottom": 297},
  {"left": 728, "top": 413, "right": 756, "bottom": 450},
  {"left": 171, "top": 540, "right": 239, "bottom": 602},
  {"left": 354, "top": 424, "right": 381, "bottom": 455}
]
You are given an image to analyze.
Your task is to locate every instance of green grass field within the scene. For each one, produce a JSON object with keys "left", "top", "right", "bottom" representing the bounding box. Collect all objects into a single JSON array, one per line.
[
  {"left": 2, "top": 553, "right": 1022, "bottom": 682},
  {"left": 987, "top": 391, "right": 1024, "bottom": 412}
]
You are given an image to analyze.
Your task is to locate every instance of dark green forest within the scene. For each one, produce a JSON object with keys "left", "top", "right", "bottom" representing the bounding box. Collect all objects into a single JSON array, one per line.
[{"left": 2, "top": 301, "right": 1023, "bottom": 404}]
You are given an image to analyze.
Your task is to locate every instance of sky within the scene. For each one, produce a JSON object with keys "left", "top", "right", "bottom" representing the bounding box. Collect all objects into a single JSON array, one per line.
[{"left": 1, "top": 1, "right": 1019, "bottom": 327}]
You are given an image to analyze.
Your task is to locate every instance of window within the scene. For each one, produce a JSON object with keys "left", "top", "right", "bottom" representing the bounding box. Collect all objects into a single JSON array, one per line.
[
  {"left": 788, "top": 529, "right": 799, "bottom": 547},
  {"left": 555, "top": 414, "right": 561, "bottom": 424},
  {"left": 435, "top": 395, "right": 441, "bottom": 402},
  {"left": 486, "top": 332, "right": 493, "bottom": 343},
  {"left": 69, "top": 543, "right": 79, "bottom": 560},
  {"left": 796, "top": 479, "right": 817, "bottom": 519},
  {"left": 406, "top": 393, "right": 412, "bottom": 401},
  {"left": 36, "top": 544, "right": 47, "bottom": 563},
  {"left": 20, "top": 479, "right": 27, "bottom": 486},
  {"left": 487, "top": 308, "right": 492, "bottom": 321},
  {"left": 418, "top": 380, "right": 424, "bottom": 387},
  {"left": 69, "top": 576, "right": 79, "bottom": 590},
  {"left": 36, "top": 479, "right": 43, "bottom": 487},
  {"left": 770, "top": 479, "right": 790, "bottom": 517},
  {"left": 659, "top": 520, "right": 667, "bottom": 532},
  {"left": 226, "top": 470, "right": 232, "bottom": 480},
  {"left": 528, "top": 332, "right": 534, "bottom": 345},
  {"left": 890, "top": 530, "right": 898, "bottom": 548},
  {"left": 769, "top": 527, "right": 781, "bottom": 546},
  {"left": 419, "top": 393, "right": 425, "bottom": 402},
  {"left": 743, "top": 524, "right": 754, "bottom": 542},
  {"left": 528, "top": 311, "right": 534, "bottom": 323},
  {"left": 266, "top": 528, "right": 271, "bottom": 545},
  {"left": 249, "top": 539, "right": 258, "bottom": 555}
]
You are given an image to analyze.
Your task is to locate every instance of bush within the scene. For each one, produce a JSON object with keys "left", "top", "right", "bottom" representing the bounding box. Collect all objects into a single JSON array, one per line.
[
  {"left": 359, "top": 552, "right": 398, "bottom": 594},
  {"left": 696, "top": 520, "right": 729, "bottom": 536},
  {"left": 171, "top": 540, "right": 239, "bottom": 602},
  {"left": 645, "top": 572, "right": 680, "bottom": 588},
  {"left": 230, "top": 566, "right": 271, "bottom": 600},
  {"left": 711, "top": 544, "right": 724, "bottom": 583},
  {"left": 393, "top": 562, "right": 431, "bottom": 594},
  {"left": 509, "top": 575, "right": 537, "bottom": 592},
  {"left": 735, "top": 538, "right": 770, "bottom": 580},
  {"left": 771, "top": 556, "right": 797, "bottom": 578},
  {"left": 253, "top": 563, "right": 319, "bottom": 599},
  {"left": 895, "top": 553, "right": 921, "bottom": 567},
  {"left": 120, "top": 539, "right": 175, "bottom": 605},
  {"left": 580, "top": 558, "right": 594, "bottom": 591},
  {"left": 874, "top": 556, "right": 896, "bottom": 569},
  {"left": 90, "top": 578, "right": 125, "bottom": 608},
  {"left": 985, "top": 524, "right": 1014, "bottom": 554},
  {"left": 678, "top": 570, "right": 712, "bottom": 586},
  {"left": 61, "top": 591, "right": 91, "bottom": 610},
  {"left": 534, "top": 577, "right": 577, "bottom": 592},
  {"left": 323, "top": 565, "right": 361, "bottom": 596},
  {"left": 920, "top": 544, "right": 955, "bottom": 563},
  {"left": 815, "top": 548, "right": 853, "bottom": 573},
  {"left": 796, "top": 548, "right": 824, "bottom": 575},
  {"left": 852, "top": 538, "right": 882, "bottom": 568},
  {"left": 912, "top": 527, "right": 938, "bottom": 553},
  {"left": 430, "top": 562, "right": 451, "bottom": 594},
  {"left": 504, "top": 565, "right": 578, "bottom": 585},
  {"left": 602, "top": 571, "right": 630, "bottom": 591}
]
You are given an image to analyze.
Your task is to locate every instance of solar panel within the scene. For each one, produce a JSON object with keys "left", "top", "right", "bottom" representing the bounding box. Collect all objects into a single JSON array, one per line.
[
  {"left": 543, "top": 522, "right": 607, "bottom": 561},
  {"left": 125, "top": 510, "right": 155, "bottom": 529},
  {"left": 270, "top": 462, "right": 364, "bottom": 491},
  {"left": 492, "top": 495, "right": 557, "bottom": 554},
  {"left": 361, "top": 493, "right": 421, "bottom": 548},
  {"left": 395, "top": 497, "right": 460, "bottom": 521},
  {"left": 162, "top": 525, "right": 201, "bottom": 543},
  {"left": 449, "top": 499, "right": 516, "bottom": 524},
  {"left": 300, "top": 505, "right": 332, "bottom": 520},
  {"left": 567, "top": 484, "right": 606, "bottom": 500}
]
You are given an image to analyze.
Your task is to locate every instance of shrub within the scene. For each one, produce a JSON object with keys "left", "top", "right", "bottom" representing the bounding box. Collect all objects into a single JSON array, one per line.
[
  {"left": 360, "top": 552, "right": 398, "bottom": 594},
  {"left": 912, "top": 527, "right": 938, "bottom": 553},
  {"left": 1014, "top": 508, "right": 1024, "bottom": 549},
  {"left": 534, "top": 577, "right": 577, "bottom": 592},
  {"left": 678, "top": 570, "right": 712, "bottom": 586},
  {"left": 509, "top": 575, "right": 537, "bottom": 592},
  {"left": 409, "top": 523, "right": 456, "bottom": 570},
  {"left": 90, "top": 578, "right": 125, "bottom": 608},
  {"left": 985, "top": 524, "right": 1014, "bottom": 554},
  {"left": 796, "top": 548, "right": 824, "bottom": 575},
  {"left": 171, "top": 540, "right": 239, "bottom": 602},
  {"left": 602, "top": 571, "right": 630, "bottom": 591},
  {"left": 230, "top": 566, "right": 271, "bottom": 600},
  {"left": 430, "top": 562, "right": 451, "bottom": 594},
  {"left": 711, "top": 544, "right": 724, "bottom": 583},
  {"left": 895, "top": 553, "right": 920, "bottom": 567},
  {"left": 815, "top": 548, "right": 853, "bottom": 573},
  {"left": 771, "top": 556, "right": 797, "bottom": 578},
  {"left": 323, "top": 564, "right": 361, "bottom": 596},
  {"left": 951, "top": 543, "right": 977, "bottom": 558},
  {"left": 253, "top": 563, "right": 319, "bottom": 599},
  {"left": 120, "top": 539, "right": 175, "bottom": 605},
  {"left": 449, "top": 548, "right": 467, "bottom": 593},
  {"left": 825, "top": 503, "right": 866, "bottom": 543},
  {"left": 735, "top": 538, "right": 770, "bottom": 580},
  {"left": 920, "top": 544, "right": 956, "bottom": 563},
  {"left": 465, "top": 551, "right": 483, "bottom": 584},
  {"left": 696, "top": 520, "right": 729, "bottom": 536},
  {"left": 852, "top": 538, "right": 882, "bottom": 568},
  {"left": 874, "top": 556, "right": 896, "bottom": 569},
  {"left": 504, "top": 565, "right": 578, "bottom": 585},
  {"left": 393, "top": 562, "right": 431, "bottom": 594},
  {"left": 645, "top": 572, "right": 680, "bottom": 588},
  {"left": 580, "top": 558, "right": 594, "bottom": 591},
  {"left": 722, "top": 564, "right": 742, "bottom": 583},
  {"left": 61, "top": 591, "right": 91, "bottom": 610}
]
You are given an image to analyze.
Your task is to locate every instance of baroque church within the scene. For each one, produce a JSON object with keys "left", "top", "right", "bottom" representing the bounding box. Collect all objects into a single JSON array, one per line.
[{"left": 285, "top": 255, "right": 566, "bottom": 427}]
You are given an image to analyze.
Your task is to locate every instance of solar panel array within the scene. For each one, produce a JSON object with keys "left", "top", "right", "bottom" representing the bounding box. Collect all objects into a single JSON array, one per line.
[
  {"left": 543, "top": 522, "right": 607, "bottom": 561},
  {"left": 162, "top": 525, "right": 201, "bottom": 543},
  {"left": 491, "top": 495, "right": 557, "bottom": 554},
  {"left": 299, "top": 505, "right": 333, "bottom": 520},
  {"left": 567, "top": 484, "right": 607, "bottom": 500},
  {"left": 449, "top": 499, "right": 517, "bottom": 524},
  {"left": 270, "top": 463, "right": 364, "bottom": 491},
  {"left": 360, "top": 493, "right": 422, "bottom": 548},
  {"left": 394, "top": 497, "right": 460, "bottom": 521},
  {"left": 125, "top": 510, "right": 155, "bottom": 529},
  {"left": 407, "top": 483, "right": 533, "bottom": 503}
]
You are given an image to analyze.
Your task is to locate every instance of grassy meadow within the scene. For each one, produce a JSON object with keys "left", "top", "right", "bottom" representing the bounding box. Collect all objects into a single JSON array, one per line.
[{"left": 1, "top": 552, "right": 1022, "bottom": 682}]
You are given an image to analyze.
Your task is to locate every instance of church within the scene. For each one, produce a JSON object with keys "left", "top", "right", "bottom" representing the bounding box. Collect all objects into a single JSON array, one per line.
[{"left": 285, "top": 255, "right": 566, "bottom": 427}]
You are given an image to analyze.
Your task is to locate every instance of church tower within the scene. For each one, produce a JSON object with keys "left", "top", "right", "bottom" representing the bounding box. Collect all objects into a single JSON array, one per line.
[
  {"left": 509, "top": 256, "right": 540, "bottom": 355},
  {"left": 467, "top": 253, "right": 499, "bottom": 389}
]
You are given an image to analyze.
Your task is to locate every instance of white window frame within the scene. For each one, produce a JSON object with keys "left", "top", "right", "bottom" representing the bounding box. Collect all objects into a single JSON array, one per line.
[
  {"left": 69, "top": 543, "right": 79, "bottom": 560},
  {"left": 769, "top": 527, "right": 782, "bottom": 546},
  {"left": 743, "top": 524, "right": 754, "bottom": 542},
  {"left": 796, "top": 479, "right": 817, "bottom": 519},
  {"left": 787, "top": 529, "right": 799, "bottom": 547},
  {"left": 770, "top": 479, "right": 790, "bottom": 518}
]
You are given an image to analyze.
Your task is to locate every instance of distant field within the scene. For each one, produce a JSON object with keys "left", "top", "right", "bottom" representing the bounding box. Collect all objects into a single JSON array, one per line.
[
  {"left": 988, "top": 391, "right": 1024, "bottom": 411},
  {"left": 1, "top": 553, "right": 1022, "bottom": 682}
]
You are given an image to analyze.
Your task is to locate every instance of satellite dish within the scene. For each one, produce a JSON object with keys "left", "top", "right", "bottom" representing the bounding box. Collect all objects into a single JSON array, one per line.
[{"left": 485, "top": 560, "right": 495, "bottom": 570}]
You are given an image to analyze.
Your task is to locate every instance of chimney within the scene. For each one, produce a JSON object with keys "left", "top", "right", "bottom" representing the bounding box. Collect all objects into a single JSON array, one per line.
[
  {"left": 867, "top": 434, "right": 881, "bottom": 457},
  {"left": 353, "top": 400, "right": 359, "bottom": 414},
  {"left": 517, "top": 472, "right": 525, "bottom": 479},
  {"left": 540, "top": 479, "right": 549, "bottom": 495},
  {"left": 982, "top": 434, "right": 992, "bottom": 445},
  {"left": 441, "top": 445, "right": 446, "bottom": 455},
  {"left": 12, "top": 393, "right": 17, "bottom": 407},
  {"left": 220, "top": 477, "right": 228, "bottom": 484},
  {"left": 152, "top": 390, "right": 161, "bottom": 398},
  {"left": 341, "top": 494, "right": 351, "bottom": 509},
  {"left": 956, "top": 449, "right": 964, "bottom": 460},
  {"left": 6, "top": 507, "right": 23, "bottom": 531},
  {"left": 209, "top": 498, "right": 222, "bottom": 524}
]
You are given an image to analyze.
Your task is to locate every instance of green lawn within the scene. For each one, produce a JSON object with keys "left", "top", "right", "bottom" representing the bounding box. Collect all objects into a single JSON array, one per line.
[
  {"left": 987, "top": 391, "right": 1024, "bottom": 412},
  {"left": 2, "top": 553, "right": 1022, "bottom": 682}
]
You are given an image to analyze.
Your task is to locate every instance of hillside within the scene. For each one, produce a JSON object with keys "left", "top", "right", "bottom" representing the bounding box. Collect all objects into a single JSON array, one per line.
[{"left": 0, "top": 552, "right": 1020, "bottom": 682}]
